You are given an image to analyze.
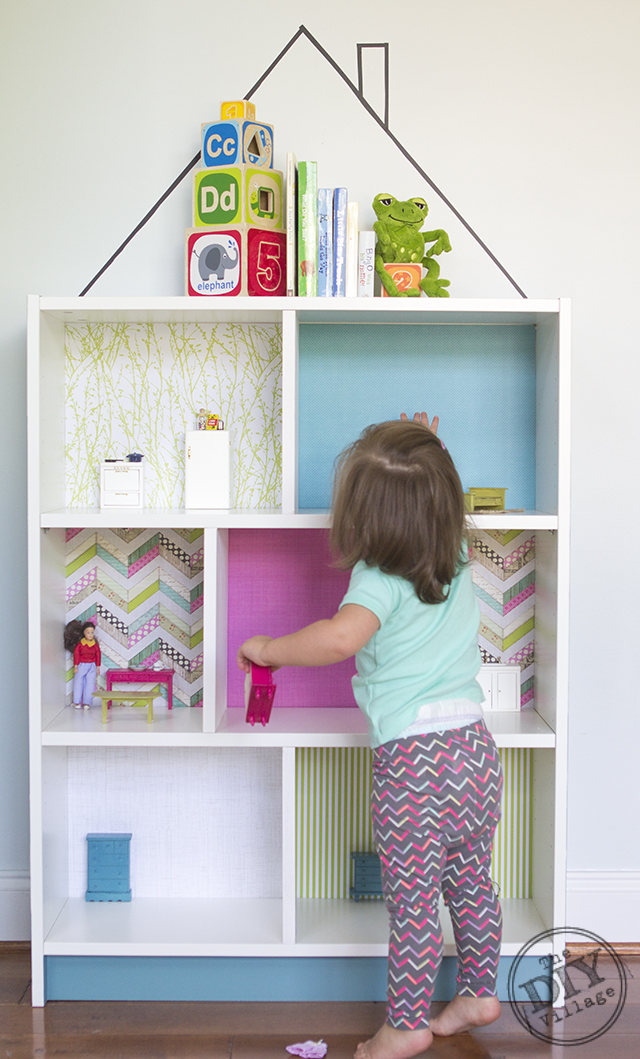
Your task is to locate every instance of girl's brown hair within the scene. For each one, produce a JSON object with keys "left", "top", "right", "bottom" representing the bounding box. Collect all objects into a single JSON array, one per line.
[{"left": 330, "top": 420, "right": 468, "bottom": 604}]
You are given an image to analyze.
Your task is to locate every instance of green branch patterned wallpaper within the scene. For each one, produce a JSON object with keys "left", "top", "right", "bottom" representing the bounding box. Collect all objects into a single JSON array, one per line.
[{"left": 65, "top": 322, "right": 282, "bottom": 509}]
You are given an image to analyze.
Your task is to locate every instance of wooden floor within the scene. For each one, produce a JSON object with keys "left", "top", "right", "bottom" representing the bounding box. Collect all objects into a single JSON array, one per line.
[{"left": 2, "top": 947, "right": 639, "bottom": 1058}]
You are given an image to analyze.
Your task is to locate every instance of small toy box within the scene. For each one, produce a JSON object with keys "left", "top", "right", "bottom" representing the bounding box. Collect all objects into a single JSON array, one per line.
[
  {"left": 350, "top": 852, "right": 384, "bottom": 901},
  {"left": 464, "top": 487, "right": 506, "bottom": 512},
  {"left": 100, "top": 461, "right": 144, "bottom": 508},
  {"left": 184, "top": 430, "right": 231, "bottom": 508},
  {"left": 478, "top": 663, "right": 521, "bottom": 711},
  {"left": 245, "top": 663, "right": 276, "bottom": 726},
  {"left": 86, "top": 833, "right": 132, "bottom": 902}
]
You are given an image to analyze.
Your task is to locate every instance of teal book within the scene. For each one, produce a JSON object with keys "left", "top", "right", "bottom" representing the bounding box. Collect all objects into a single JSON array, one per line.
[{"left": 298, "top": 162, "right": 318, "bottom": 296}]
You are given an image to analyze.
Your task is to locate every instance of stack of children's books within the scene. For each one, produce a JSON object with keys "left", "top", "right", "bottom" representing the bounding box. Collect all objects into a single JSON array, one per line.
[{"left": 286, "top": 154, "right": 375, "bottom": 297}]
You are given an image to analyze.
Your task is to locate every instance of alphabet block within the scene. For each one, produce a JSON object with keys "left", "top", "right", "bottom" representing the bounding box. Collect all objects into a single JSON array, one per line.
[
  {"left": 193, "top": 166, "right": 283, "bottom": 229},
  {"left": 221, "top": 100, "right": 256, "bottom": 121},
  {"left": 185, "top": 225, "right": 286, "bottom": 298},
  {"left": 381, "top": 262, "right": 423, "bottom": 296},
  {"left": 201, "top": 120, "right": 273, "bottom": 169}
]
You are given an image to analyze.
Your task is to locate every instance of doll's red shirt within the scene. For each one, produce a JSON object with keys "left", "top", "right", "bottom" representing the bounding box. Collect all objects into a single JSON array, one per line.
[{"left": 73, "top": 639, "right": 101, "bottom": 665}]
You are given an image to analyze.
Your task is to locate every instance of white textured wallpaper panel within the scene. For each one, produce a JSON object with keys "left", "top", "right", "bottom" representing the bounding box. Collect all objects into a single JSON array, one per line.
[{"left": 67, "top": 747, "right": 282, "bottom": 899}]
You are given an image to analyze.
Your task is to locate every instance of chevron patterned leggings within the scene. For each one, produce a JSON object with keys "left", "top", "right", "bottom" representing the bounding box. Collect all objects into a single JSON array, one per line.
[{"left": 371, "top": 720, "right": 503, "bottom": 1029}]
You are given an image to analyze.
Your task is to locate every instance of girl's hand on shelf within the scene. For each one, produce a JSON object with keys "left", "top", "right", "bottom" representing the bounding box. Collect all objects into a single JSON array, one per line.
[
  {"left": 237, "top": 635, "right": 277, "bottom": 673},
  {"left": 400, "top": 411, "right": 439, "bottom": 434}
]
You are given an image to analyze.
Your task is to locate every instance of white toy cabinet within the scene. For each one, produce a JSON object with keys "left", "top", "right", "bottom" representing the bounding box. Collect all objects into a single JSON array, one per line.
[{"left": 28, "top": 296, "right": 570, "bottom": 1005}]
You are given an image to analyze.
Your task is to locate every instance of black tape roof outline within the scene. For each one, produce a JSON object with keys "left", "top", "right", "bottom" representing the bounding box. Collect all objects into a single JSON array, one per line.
[{"left": 79, "top": 24, "right": 526, "bottom": 298}]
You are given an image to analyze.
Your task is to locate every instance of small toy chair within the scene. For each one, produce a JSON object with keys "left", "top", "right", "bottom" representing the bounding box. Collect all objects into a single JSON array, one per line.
[{"left": 245, "top": 663, "right": 276, "bottom": 726}]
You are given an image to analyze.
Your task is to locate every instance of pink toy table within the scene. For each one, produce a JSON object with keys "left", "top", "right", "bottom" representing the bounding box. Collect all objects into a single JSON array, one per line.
[{"left": 106, "top": 669, "right": 175, "bottom": 709}]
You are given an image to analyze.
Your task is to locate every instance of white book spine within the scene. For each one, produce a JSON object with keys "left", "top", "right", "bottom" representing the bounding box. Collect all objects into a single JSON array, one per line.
[
  {"left": 358, "top": 231, "right": 376, "bottom": 298},
  {"left": 345, "top": 202, "right": 359, "bottom": 298},
  {"left": 286, "top": 152, "right": 297, "bottom": 296}
]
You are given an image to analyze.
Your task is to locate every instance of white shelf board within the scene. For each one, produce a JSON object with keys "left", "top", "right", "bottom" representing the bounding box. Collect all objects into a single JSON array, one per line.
[
  {"left": 40, "top": 508, "right": 331, "bottom": 529},
  {"left": 468, "top": 511, "right": 557, "bottom": 531},
  {"left": 42, "top": 704, "right": 206, "bottom": 745},
  {"left": 41, "top": 508, "right": 556, "bottom": 531},
  {"left": 44, "top": 896, "right": 550, "bottom": 957},
  {"left": 484, "top": 709, "right": 555, "bottom": 747},
  {"left": 215, "top": 708, "right": 370, "bottom": 746},
  {"left": 42, "top": 706, "right": 554, "bottom": 748},
  {"left": 295, "top": 898, "right": 551, "bottom": 956},
  {"left": 37, "top": 295, "right": 560, "bottom": 327},
  {"left": 44, "top": 898, "right": 284, "bottom": 956}
]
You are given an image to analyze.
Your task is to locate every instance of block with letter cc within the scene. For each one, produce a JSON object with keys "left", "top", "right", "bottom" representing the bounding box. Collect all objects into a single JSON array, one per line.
[{"left": 201, "top": 120, "right": 273, "bottom": 169}]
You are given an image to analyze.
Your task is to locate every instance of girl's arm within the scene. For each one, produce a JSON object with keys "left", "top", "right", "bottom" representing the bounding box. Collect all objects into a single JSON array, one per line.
[{"left": 237, "top": 604, "right": 380, "bottom": 673}]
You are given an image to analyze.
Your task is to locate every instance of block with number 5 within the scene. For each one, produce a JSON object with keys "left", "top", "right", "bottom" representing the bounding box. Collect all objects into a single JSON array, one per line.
[
  {"left": 185, "top": 225, "right": 286, "bottom": 298},
  {"left": 246, "top": 228, "right": 286, "bottom": 296}
]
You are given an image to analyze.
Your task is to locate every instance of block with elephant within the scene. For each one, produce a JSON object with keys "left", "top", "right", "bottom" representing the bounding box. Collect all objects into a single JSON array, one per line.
[{"left": 185, "top": 224, "right": 286, "bottom": 297}]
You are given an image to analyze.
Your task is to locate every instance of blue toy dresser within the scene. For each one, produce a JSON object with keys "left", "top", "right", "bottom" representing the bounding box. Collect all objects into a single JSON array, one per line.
[{"left": 86, "top": 833, "right": 132, "bottom": 902}]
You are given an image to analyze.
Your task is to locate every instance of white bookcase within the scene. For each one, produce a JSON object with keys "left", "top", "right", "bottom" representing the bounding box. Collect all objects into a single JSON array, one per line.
[{"left": 27, "top": 295, "right": 570, "bottom": 1005}]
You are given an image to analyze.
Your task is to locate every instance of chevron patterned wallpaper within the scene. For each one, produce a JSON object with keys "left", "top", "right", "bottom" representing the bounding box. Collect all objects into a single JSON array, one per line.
[
  {"left": 65, "top": 527, "right": 204, "bottom": 707},
  {"left": 65, "top": 322, "right": 282, "bottom": 509},
  {"left": 471, "top": 529, "right": 535, "bottom": 707}
]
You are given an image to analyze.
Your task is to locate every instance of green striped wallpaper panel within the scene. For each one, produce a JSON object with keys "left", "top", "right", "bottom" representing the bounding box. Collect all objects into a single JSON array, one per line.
[
  {"left": 296, "top": 748, "right": 376, "bottom": 899},
  {"left": 492, "top": 748, "right": 531, "bottom": 900},
  {"left": 295, "top": 746, "right": 531, "bottom": 900}
]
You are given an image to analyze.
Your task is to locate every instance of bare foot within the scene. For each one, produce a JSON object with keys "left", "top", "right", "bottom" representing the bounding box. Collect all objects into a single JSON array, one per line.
[
  {"left": 354, "top": 1022, "right": 433, "bottom": 1059},
  {"left": 430, "top": 994, "right": 501, "bottom": 1036}
]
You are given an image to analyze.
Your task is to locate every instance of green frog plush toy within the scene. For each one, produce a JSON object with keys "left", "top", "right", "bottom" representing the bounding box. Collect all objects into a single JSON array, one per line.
[{"left": 372, "top": 193, "right": 451, "bottom": 297}]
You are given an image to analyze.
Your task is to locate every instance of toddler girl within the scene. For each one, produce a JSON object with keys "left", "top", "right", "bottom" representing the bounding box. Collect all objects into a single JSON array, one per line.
[{"left": 238, "top": 414, "right": 503, "bottom": 1058}]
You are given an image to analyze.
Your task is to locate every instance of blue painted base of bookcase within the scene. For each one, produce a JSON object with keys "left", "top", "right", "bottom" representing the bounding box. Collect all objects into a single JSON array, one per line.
[{"left": 44, "top": 955, "right": 538, "bottom": 1002}]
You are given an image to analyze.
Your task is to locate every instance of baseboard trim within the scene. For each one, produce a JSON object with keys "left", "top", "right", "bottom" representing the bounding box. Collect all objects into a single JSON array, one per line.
[
  {"left": 567, "top": 871, "right": 640, "bottom": 944},
  {"left": 0, "top": 871, "right": 30, "bottom": 942},
  {"left": 0, "top": 940, "right": 30, "bottom": 953}
]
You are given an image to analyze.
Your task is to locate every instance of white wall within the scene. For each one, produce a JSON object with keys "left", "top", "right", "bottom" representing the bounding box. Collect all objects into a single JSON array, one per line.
[{"left": 1, "top": 0, "right": 639, "bottom": 938}]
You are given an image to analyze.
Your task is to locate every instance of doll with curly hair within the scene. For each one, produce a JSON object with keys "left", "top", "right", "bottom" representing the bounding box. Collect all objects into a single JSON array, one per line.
[{"left": 64, "top": 620, "right": 101, "bottom": 709}]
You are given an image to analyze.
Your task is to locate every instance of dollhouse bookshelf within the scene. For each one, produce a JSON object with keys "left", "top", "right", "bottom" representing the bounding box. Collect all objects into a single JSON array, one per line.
[{"left": 27, "top": 295, "right": 570, "bottom": 1004}]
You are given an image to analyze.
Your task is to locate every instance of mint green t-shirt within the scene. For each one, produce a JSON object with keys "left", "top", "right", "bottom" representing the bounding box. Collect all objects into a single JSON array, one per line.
[{"left": 339, "top": 559, "right": 483, "bottom": 747}]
